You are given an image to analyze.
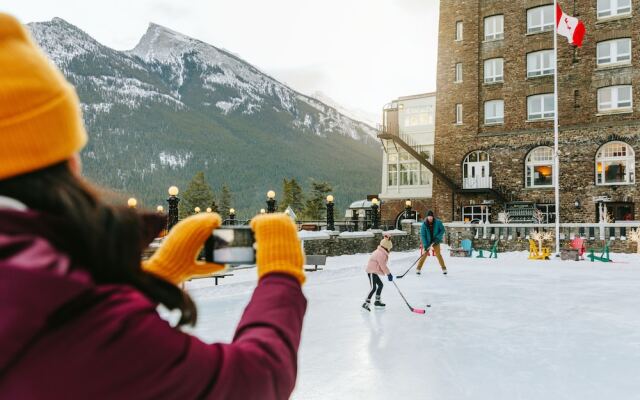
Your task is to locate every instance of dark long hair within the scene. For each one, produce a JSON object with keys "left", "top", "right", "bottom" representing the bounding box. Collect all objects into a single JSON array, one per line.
[{"left": 0, "top": 162, "right": 197, "bottom": 326}]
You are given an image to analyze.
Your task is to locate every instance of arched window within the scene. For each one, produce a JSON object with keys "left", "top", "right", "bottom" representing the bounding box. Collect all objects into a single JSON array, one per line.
[
  {"left": 525, "top": 146, "right": 554, "bottom": 188},
  {"left": 463, "top": 151, "right": 491, "bottom": 189},
  {"left": 596, "top": 141, "right": 635, "bottom": 185}
]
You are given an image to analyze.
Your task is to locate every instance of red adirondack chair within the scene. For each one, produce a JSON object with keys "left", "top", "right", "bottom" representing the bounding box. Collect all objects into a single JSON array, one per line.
[{"left": 570, "top": 237, "right": 586, "bottom": 260}]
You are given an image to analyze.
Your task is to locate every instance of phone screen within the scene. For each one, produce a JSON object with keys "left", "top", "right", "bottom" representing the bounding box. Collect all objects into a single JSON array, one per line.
[{"left": 207, "top": 227, "right": 256, "bottom": 265}]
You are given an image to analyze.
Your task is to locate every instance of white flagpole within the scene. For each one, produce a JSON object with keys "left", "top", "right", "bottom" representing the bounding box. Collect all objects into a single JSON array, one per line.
[{"left": 553, "top": 0, "right": 561, "bottom": 255}]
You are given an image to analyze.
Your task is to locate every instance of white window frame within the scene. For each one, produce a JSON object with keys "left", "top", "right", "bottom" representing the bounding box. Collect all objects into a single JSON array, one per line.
[
  {"left": 462, "top": 205, "right": 492, "bottom": 223},
  {"left": 484, "top": 15, "right": 504, "bottom": 41},
  {"left": 597, "top": 85, "right": 633, "bottom": 112},
  {"left": 525, "top": 146, "right": 555, "bottom": 188},
  {"left": 387, "top": 148, "right": 432, "bottom": 187},
  {"left": 387, "top": 149, "right": 399, "bottom": 187},
  {"left": 484, "top": 58, "right": 504, "bottom": 83},
  {"left": 455, "top": 63, "right": 463, "bottom": 83},
  {"left": 455, "top": 21, "right": 463, "bottom": 41},
  {"left": 527, "top": 5, "right": 554, "bottom": 34},
  {"left": 597, "top": 38, "right": 632, "bottom": 66},
  {"left": 597, "top": 0, "right": 632, "bottom": 19},
  {"left": 595, "top": 141, "right": 636, "bottom": 185},
  {"left": 527, "top": 94, "right": 555, "bottom": 120},
  {"left": 455, "top": 104, "right": 463, "bottom": 124},
  {"left": 527, "top": 50, "right": 555, "bottom": 77},
  {"left": 484, "top": 100, "right": 504, "bottom": 124}
]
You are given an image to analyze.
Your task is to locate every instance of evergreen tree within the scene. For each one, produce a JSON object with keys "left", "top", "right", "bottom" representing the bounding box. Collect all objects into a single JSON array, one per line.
[
  {"left": 303, "top": 181, "right": 333, "bottom": 220},
  {"left": 179, "top": 171, "right": 214, "bottom": 219},
  {"left": 278, "top": 179, "right": 292, "bottom": 212},
  {"left": 219, "top": 184, "right": 233, "bottom": 219},
  {"left": 279, "top": 178, "right": 305, "bottom": 213}
]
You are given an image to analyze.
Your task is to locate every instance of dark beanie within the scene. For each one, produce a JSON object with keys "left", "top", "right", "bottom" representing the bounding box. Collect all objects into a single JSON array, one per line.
[{"left": 427, "top": 210, "right": 434, "bottom": 217}]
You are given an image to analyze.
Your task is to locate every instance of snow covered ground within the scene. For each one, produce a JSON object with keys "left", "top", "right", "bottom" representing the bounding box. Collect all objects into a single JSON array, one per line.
[{"left": 184, "top": 248, "right": 640, "bottom": 400}]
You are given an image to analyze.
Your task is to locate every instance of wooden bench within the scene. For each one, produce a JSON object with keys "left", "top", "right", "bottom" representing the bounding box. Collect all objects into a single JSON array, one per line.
[
  {"left": 304, "top": 255, "right": 327, "bottom": 272},
  {"left": 188, "top": 273, "right": 234, "bottom": 285}
]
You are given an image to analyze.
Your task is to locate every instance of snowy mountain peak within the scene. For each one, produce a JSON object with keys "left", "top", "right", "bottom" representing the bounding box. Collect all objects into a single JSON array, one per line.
[
  {"left": 130, "top": 22, "right": 198, "bottom": 63},
  {"left": 28, "top": 18, "right": 103, "bottom": 66}
]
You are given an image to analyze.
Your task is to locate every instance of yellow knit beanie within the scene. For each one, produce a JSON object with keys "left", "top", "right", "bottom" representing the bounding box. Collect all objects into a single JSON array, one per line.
[{"left": 0, "top": 13, "right": 87, "bottom": 180}]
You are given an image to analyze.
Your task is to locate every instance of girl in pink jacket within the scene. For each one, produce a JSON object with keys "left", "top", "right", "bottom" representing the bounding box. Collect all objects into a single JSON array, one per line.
[{"left": 362, "top": 236, "right": 394, "bottom": 311}]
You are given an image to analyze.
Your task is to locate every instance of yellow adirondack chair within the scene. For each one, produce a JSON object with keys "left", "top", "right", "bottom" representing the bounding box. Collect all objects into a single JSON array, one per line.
[{"left": 528, "top": 239, "right": 551, "bottom": 260}]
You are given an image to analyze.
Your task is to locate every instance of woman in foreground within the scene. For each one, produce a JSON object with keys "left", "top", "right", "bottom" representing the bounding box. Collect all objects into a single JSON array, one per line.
[{"left": 0, "top": 13, "right": 306, "bottom": 399}]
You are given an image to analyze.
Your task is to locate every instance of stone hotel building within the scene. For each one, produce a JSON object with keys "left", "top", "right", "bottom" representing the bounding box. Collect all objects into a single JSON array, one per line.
[{"left": 381, "top": 0, "right": 640, "bottom": 224}]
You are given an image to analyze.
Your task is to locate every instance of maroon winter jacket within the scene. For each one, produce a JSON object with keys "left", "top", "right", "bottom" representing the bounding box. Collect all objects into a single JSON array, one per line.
[{"left": 0, "top": 209, "right": 307, "bottom": 399}]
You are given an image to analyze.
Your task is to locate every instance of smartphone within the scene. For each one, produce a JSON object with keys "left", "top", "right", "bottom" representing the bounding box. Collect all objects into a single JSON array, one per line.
[{"left": 206, "top": 227, "right": 256, "bottom": 266}]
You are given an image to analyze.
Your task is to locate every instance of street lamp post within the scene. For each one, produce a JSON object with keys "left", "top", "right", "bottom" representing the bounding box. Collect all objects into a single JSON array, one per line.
[
  {"left": 167, "top": 186, "right": 180, "bottom": 231},
  {"left": 260, "top": 208, "right": 266, "bottom": 214},
  {"left": 194, "top": 207, "right": 201, "bottom": 214},
  {"left": 404, "top": 200, "right": 413, "bottom": 220},
  {"left": 351, "top": 209, "right": 359, "bottom": 232},
  {"left": 371, "top": 198, "right": 380, "bottom": 229},
  {"left": 127, "top": 198, "right": 137, "bottom": 209},
  {"left": 229, "top": 208, "right": 236, "bottom": 225},
  {"left": 156, "top": 205, "right": 164, "bottom": 214},
  {"left": 326, "top": 195, "right": 335, "bottom": 231},
  {"left": 266, "top": 190, "right": 277, "bottom": 213}
]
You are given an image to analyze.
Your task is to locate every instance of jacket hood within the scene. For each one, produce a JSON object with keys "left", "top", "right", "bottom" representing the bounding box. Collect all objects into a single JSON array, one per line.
[{"left": 0, "top": 209, "right": 164, "bottom": 372}]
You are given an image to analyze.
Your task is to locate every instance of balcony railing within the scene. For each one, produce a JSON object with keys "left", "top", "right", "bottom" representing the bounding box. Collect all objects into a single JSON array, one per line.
[
  {"left": 463, "top": 176, "right": 493, "bottom": 189},
  {"left": 445, "top": 221, "right": 640, "bottom": 242}
]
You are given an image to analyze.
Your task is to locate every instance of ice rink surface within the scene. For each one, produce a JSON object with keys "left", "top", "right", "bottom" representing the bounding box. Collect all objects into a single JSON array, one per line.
[{"left": 185, "top": 248, "right": 640, "bottom": 400}]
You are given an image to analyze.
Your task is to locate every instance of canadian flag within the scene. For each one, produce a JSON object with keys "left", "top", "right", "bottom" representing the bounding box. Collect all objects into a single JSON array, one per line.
[{"left": 556, "top": 4, "right": 586, "bottom": 47}]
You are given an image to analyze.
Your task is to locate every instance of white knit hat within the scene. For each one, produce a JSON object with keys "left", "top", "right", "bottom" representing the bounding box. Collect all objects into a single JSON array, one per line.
[{"left": 380, "top": 237, "right": 393, "bottom": 251}]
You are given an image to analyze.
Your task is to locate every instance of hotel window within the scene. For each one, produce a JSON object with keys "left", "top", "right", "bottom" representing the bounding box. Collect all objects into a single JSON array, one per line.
[
  {"left": 527, "top": 50, "right": 555, "bottom": 77},
  {"left": 484, "top": 58, "right": 504, "bottom": 83},
  {"left": 596, "top": 141, "right": 635, "bottom": 185},
  {"left": 455, "top": 63, "right": 463, "bottom": 82},
  {"left": 598, "top": 85, "right": 633, "bottom": 112},
  {"left": 484, "top": 15, "right": 504, "bottom": 41},
  {"left": 388, "top": 149, "right": 431, "bottom": 187},
  {"left": 404, "top": 105, "right": 434, "bottom": 127},
  {"left": 597, "top": 0, "right": 631, "bottom": 18},
  {"left": 387, "top": 150, "right": 398, "bottom": 186},
  {"left": 527, "top": 5, "right": 554, "bottom": 33},
  {"left": 455, "top": 21, "right": 463, "bottom": 41},
  {"left": 484, "top": 100, "right": 504, "bottom": 124},
  {"left": 462, "top": 205, "right": 492, "bottom": 223},
  {"left": 456, "top": 104, "right": 463, "bottom": 124},
  {"left": 597, "top": 38, "right": 631, "bottom": 66},
  {"left": 525, "top": 146, "right": 554, "bottom": 188},
  {"left": 527, "top": 94, "right": 555, "bottom": 120}
]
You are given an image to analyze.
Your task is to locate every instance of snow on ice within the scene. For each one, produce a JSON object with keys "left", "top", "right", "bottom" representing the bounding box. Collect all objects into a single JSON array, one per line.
[{"left": 182, "top": 247, "right": 640, "bottom": 400}]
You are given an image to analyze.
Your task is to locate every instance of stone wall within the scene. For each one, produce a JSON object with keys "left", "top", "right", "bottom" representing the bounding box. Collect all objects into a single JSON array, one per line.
[
  {"left": 433, "top": 0, "right": 640, "bottom": 223},
  {"left": 302, "top": 231, "right": 422, "bottom": 257}
]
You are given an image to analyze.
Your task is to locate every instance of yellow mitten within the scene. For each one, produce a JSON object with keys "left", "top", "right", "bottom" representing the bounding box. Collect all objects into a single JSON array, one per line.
[
  {"left": 143, "top": 213, "right": 226, "bottom": 285},
  {"left": 251, "top": 213, "right": 306, "bottom": 285}
]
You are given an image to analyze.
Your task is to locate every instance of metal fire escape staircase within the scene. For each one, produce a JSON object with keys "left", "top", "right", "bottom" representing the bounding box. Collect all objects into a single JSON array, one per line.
[{"left": 378, "top": 105, "right": 506, "bottom": 203}]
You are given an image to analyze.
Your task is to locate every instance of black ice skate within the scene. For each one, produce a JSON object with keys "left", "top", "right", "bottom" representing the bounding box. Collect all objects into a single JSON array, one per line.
[
  {"left": 416, "top": 270, "right": 422, "bottom": 275},
  {"left": 374, "top": 296, "right": 386, "bottom": 308},
  {"left": 362, "top": 301, "right": 371, "bottom": 311},
  {"left": 442, "top": 269, "right": 448, "bottom": 275}
]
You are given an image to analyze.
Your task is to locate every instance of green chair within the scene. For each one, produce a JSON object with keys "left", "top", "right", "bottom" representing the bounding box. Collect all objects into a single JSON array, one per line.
[
  {"left": 587, "top": 241, "right": 611, "bottom": 262},
  {"left": 476, "top": 240, "right": 499, "bottom": 259}
]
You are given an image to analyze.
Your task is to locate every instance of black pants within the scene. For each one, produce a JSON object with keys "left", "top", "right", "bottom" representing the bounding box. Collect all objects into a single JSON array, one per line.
[{"left": 366, "top": 273, "right": 383, "bottom": 300}]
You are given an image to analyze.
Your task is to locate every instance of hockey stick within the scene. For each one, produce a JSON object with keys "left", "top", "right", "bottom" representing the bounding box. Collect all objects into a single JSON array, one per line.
[
  {"left": 395, "top": 254, "right": 423, "bottom": 279},
  {"left": 392, "top": 281, "right": 429, "bottom": 314}
]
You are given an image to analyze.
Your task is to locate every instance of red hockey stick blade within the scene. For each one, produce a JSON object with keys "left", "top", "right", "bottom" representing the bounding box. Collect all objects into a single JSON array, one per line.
[{"left": 412, "top": 308, "right": 426, "bottom": 314}]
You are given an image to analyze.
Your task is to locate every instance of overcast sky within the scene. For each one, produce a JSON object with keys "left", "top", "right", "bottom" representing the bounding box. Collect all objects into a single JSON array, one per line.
[{"left": 4, "top": 0, "right": 439, "bottom": 123}]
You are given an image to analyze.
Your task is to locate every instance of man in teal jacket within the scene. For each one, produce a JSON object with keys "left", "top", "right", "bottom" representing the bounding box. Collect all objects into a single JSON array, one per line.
[{"left": 417, "top": 210, "right": 448, "bottom": 275}]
